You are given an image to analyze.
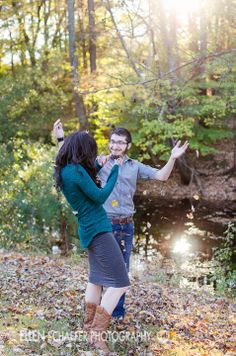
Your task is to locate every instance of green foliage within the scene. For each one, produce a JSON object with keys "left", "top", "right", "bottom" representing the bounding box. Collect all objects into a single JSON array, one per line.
[
  {"left": 132, "top": 114, "right": 194, "bottom": 160},
  {"left": 211, "top": 223, "right": 236, "bottom": 297},
  {"left": 0, "top": 64, "right": 68, "bottom": 142},
  {"left": 90, "top": 53, "right": 235, "bottom": 162},
  {"left": 0, "top": 0, "right": 235, "bottom": 255},
  {"left": 0, "top": 140, "right": 78, "bottom": 252}
]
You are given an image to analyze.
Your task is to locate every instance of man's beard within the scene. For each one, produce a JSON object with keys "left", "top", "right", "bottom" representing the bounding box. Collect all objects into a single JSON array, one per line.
[
  {"left": 110, "top": 154, "right": 121, "bottom": 159},
  {"left": 110, "top": 147, "right": 128, "bottom": 160}
]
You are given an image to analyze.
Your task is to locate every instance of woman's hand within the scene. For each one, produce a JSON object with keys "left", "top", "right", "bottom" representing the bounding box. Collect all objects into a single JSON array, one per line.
[
  {"left": 53, "top": 119, "right": 64, "bottom": 139},
  {"left": 105, "top": 156, "right": 123, "bottom": 170},
  {"left": 97, "top": 153, "right": 110, "bottom": 167},
  {"left": 114, "top": 157, "right": 124, "bottom": 166}
]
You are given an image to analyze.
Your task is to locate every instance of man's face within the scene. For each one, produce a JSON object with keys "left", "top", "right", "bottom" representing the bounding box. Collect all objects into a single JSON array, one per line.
[{"left": 109, "top": 133, "right": 130, "bottom": 158}]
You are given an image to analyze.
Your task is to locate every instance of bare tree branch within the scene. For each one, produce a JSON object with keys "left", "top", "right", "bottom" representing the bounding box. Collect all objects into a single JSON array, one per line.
[
  {"left": 105, "top": 0, "right": 143, "bottom": 78},
  {"left": 78, "top": 49, "right": 236, "bottom": 95}
]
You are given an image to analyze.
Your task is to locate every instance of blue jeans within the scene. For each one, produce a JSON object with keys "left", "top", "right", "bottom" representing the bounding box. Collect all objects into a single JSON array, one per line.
[{"left": 111, "top": 222, "right": 134, "bottom": 318}]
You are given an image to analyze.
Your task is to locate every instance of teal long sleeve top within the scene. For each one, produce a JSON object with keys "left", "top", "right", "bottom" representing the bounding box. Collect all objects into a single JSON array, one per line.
[{"left": 61, "top": 163, "right": 119, "bottom": 248}]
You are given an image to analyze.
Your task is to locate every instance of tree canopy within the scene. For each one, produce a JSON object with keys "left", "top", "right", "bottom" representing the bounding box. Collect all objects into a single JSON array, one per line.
[{"left": 0, "top": 0, "right": 235, "bottom": 250}]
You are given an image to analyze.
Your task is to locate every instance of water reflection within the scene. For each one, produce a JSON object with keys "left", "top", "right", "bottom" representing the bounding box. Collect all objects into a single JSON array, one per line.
[
  {"left": 132, "top": 197, "right": 235, "bottom": 291},
  {"left": 172, "top": 236, "right": 191, "bottom": 254},
  {"left": 133, "top": 197, "right": 233, "bottom": 260}
]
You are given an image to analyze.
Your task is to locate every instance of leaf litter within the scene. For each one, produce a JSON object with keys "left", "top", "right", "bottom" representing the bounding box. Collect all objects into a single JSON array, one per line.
[{"left": 0, "top": 252, "right": 235, "bottom": 355}]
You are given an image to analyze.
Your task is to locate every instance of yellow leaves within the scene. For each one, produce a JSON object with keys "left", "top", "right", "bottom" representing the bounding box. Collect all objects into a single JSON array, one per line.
[
  {"left": 5, "top": 338, "right": 18, "bottom": 346},
  {"left": 139, "top": 310, "right": 155, "bottom": 318},
  {"left": 169, "top": 330, "right": 176, "bottom": 339},
  {"left": 25, "top": 311, "right": 34, "bottom": 317},
  {"left": 0, "top": 251, "right": 235, "bottom": 355},
  {"left": 127, "top": 326, "right": 136, "bottom": 333}
]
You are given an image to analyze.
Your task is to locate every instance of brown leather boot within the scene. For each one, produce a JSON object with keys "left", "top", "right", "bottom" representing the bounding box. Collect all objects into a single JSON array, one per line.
[
  {"left": 84, "top": 302, "right": 97, "bottom": 331},
  {"left": 89, "top": 305, "right": 111, "bottom": 353}
]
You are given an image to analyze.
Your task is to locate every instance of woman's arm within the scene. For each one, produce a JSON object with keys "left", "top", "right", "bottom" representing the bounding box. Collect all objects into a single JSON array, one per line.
[{"left": 73, "top": 164, "right": 119, "bottom": 204}]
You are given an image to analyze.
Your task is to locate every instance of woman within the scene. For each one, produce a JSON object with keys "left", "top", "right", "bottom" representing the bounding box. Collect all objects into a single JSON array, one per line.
[{"left": 55, "top": 131, "right": 130, "bottom": 353}]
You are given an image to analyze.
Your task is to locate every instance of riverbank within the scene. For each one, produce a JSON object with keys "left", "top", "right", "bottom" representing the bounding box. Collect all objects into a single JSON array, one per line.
[
  {"left": 136, "top": 140, "right": 235, "bottom": 208},
  {"left": 0, "top": 251, "right": 235, "bottom": 355}
]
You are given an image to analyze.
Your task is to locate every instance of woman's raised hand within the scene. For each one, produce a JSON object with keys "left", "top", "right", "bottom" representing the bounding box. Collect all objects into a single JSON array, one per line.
[{"left": 53, "top": 119, "right": 64, "bottom": 139}]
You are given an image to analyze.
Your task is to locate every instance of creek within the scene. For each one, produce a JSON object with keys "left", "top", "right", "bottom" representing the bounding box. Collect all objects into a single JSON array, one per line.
[{"left": 131, "top": 197, "right": 236, "bottom": 291}]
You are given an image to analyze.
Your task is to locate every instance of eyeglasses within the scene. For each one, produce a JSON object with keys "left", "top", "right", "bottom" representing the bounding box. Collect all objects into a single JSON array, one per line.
[{"left": 110, "top": 139, "right": 128, "bottom": 146}]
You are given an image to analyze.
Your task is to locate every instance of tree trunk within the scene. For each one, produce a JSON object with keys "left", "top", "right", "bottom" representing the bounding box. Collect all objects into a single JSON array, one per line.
[
  {"left": 52, "top": 10, "right": 66, "bottom": 48},
  {"left": 200, "top": 7, "right": 207, "bottom": 55},
  {"left": 78, "top": 14, "right": 88, "bottom": 70},
  {"left": 148, "top": 0, "right": 162, "bottom": 77},
  {"left": 233, "top": 117, "right": 236, "bottom": 175},
  {"left": 12, "top": 1, "right": 41, "bottom": 67},
  {"left": 159, "top": 0, "right": 192, "bottom": 184},
  {"left": 88, "top": 0, "right": 96, "bottom": 72},
  {"left": 59, "top": 217, "right": 70, "bottom": 256},
  {"left": 43, "top": 0, "right": 51, "bottom": 47},
  {"left": 8, "top": 28, "right": 15, "bottom": 74},
  {"left": 67, "top": 0, "right": 88, "bottom": 129},
  {"left": 223, "top": 116, "right": 236, "bottom": 176},
  {"left": 188, "top": 12, "right": 199, "bottom": 52}
]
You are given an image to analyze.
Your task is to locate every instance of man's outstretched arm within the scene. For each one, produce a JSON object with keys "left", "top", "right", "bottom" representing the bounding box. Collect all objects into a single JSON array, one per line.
[{"left": 155, "top": 140, "right": 189, "bottom": 181}]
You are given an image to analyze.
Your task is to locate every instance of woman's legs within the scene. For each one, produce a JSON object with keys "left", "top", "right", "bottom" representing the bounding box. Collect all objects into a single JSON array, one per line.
[
  {"left": 85, "top": 282, "right": 102, "bottom": 305},
  {"left": 101, "top": 286, "right": 129, "bottom": 315},
  {"left": 89, "top": 285, "right": 129, "bottom": 352},
  {"left": 84, "top": 283, "right": 102, "bottom": 332},
  {"left": 85, "top": 283, "right": 129, "bottom": 314},
  {"left": 84, "top": 284, "right": 129, "bottom": 334}
]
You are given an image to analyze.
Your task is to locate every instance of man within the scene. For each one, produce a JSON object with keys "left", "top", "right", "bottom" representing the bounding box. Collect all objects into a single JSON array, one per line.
[{"left": 53, "top": 119, "right": 189, "bottom": 319}]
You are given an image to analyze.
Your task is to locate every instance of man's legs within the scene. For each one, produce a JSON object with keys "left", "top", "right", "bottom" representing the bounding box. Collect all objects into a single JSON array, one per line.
[{"left": 112, "top": 222, "right": 134, "bottom": 318}]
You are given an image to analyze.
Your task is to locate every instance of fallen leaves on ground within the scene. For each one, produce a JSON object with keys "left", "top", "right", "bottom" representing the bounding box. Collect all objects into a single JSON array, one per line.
[{"left": 0, "top": 252, "right": 235, "bottom": 355}]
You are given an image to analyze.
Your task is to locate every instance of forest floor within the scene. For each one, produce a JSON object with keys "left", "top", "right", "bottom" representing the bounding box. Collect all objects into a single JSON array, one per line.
[
  {"left": 0, "top": 251, "right": 235, "bottom": 356},
  {"left": 136, "top": 140, "right": 235, "bottom": 208}
]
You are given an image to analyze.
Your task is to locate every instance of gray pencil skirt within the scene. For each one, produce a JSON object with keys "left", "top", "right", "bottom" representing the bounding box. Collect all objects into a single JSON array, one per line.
[{"left": 87, "top": 232, "right": 130, "bottom": 288}]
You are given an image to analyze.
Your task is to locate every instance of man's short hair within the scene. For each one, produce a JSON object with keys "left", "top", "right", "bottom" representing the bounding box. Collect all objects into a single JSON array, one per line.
[{"left": 111, "top": 127, "right": 132, "bottom": 144}]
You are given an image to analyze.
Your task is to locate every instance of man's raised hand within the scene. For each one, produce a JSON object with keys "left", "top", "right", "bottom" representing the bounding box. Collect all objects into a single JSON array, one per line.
[{"left": 171, "top": 140, "right": 189, "bottom": 160}]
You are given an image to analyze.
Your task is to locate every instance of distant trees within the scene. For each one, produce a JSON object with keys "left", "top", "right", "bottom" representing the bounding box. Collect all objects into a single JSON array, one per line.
[
  {"left": 67, "top": 0, "right": 87, "bottom": 128},
  {"left": 0, "top": 0, "right": 235, "bottom": 158},
  {"left": 0, "top": 0, "right": 235, "bottom": 251}
]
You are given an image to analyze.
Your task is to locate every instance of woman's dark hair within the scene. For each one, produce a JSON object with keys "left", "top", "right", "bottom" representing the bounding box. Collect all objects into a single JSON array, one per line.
[
  {"left": 55, "top": 131, "right": 99, "bottom": 189},
  {"left": 110, "top": 127, "right": 132, "bottom": 144}
]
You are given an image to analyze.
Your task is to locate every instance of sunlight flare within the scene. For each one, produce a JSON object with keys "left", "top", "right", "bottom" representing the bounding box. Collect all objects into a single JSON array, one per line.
[
  {"left": 164, "top": 0, "right": 203, "bottom": 22},
  {"left": 173, "top": 237, "right": 191, "bottom": 254}
]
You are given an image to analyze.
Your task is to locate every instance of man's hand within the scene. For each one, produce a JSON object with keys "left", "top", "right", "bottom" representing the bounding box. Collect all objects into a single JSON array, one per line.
[
  {"left": 53, "top": 119, "right": 64, "bottom": 139},
  {"left": 171, "top": 140, "right": 189, "bottom": 160}
]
